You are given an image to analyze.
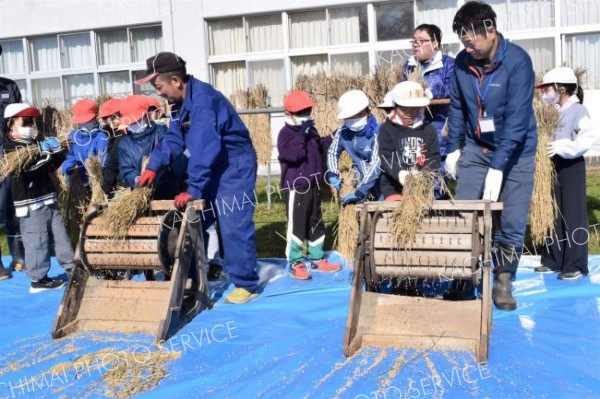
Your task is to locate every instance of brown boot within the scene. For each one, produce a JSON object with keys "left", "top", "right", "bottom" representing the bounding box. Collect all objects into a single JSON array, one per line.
[{"left": 492, "top": 272, "right": 517, "bottom": 311}]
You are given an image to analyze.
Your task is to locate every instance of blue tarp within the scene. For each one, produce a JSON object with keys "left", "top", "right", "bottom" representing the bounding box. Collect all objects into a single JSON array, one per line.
[{"left": 0, "top": 254, "right": 599, "bottom": 399}]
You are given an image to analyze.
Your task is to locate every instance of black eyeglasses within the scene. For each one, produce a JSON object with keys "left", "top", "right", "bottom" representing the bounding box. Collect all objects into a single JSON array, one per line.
[{"left": 410, "top": 39, "right": 432, "bottom": 46}]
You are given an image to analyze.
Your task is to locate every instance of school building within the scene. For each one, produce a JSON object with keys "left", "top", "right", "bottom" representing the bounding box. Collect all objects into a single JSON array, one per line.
[{"left": 1, "top": 0, "right": 599, "bottom": 160}]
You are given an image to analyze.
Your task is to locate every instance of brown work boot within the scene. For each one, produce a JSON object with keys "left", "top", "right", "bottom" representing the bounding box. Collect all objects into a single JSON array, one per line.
[{"left": 492, "top": 272, "right": 517, "bottom": 311}]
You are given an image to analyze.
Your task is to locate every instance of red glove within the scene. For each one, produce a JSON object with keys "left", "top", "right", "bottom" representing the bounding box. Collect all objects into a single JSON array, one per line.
[
  {"left": 174, "top": 192, "right": 193, "bottom": 209},
  {"left": 137, "top": 169, "right": 157, "bottom": 187}
]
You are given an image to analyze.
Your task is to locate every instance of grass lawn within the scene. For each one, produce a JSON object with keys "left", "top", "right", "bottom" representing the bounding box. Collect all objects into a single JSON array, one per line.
[{"left": 1, "top": 170, "right": 598, "bottom": 259}]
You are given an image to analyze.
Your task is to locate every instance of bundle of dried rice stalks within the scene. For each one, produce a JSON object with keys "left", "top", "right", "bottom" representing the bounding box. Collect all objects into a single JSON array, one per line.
[
  {"left": 391, "top": 171, "right": 448, "bottom": 248},
  {"left": 96, "top": 158, "right": 153, "bottom": 239},
  {"left": 231, "top": 84, "right": 272, "bottom": 166},
  {"left": 529, "top": 97, "right": 560, "bottom": 245},
  {"left": 334, "top": 153, "right": 359, "bottom": 261},
  {"left": 85, "top": 155, "right": 106, "bottom": 204}
]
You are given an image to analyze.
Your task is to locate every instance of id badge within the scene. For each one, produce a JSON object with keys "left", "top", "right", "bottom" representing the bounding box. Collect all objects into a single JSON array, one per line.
[{"left": 479, "top": 116, "right": 495, "bottom": 133}]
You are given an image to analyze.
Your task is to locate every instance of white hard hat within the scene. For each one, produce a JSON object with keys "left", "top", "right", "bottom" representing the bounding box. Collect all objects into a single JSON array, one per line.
[
  {"left": 377, "top": 91, "right": 394, "bottom": 109},
  {"left": 391, "top": 81, "right": 430, "bottom": 107},
  {"left": 337, "top": 90, "right": 370, "bottom": 119},
  {"left": 536, "top": 67, "right": 578, "bottom": 88}
]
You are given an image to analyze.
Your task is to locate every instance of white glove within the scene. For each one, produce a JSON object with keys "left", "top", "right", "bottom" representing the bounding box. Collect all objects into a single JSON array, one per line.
[
  {"left": 445, "top": 150, "right": 461, "bottom": 180},
  {"left": 482, "top": 168, "right": 503, "bottom": 202},
  {"left": 398, "top": 170, "right": 419, "bottom": 186}
]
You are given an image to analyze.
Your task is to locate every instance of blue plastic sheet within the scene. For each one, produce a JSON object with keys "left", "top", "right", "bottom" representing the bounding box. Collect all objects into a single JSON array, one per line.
[{"left": 1, "top": 253, "right": 599, "bottom": 399}]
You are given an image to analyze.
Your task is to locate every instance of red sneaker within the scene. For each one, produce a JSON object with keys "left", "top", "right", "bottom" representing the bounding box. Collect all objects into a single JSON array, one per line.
[
  {"left": 288, "top": 262, "right": 311, "bottom": 280},
  {"left": 312, "top": 258, "right": 342, "bottom": 272}
]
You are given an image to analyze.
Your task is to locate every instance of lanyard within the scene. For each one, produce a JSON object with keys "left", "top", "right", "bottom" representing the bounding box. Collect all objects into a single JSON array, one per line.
[{"left": 473, "top": 70, "right": 497, "bottom": 112}]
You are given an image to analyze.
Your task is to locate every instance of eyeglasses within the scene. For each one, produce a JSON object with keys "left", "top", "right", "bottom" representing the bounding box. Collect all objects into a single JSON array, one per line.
[{"left": 410, "top": 39, "right": 432, "bottom": 46}]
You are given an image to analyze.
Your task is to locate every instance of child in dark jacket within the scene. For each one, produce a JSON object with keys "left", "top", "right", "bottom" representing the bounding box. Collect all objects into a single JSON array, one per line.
[
  {"left": 278, "top": 91, "right": 341, "bottom": 280},
  {"left": 118, "top": 95, "right": 184, "bottom": 199},
  {"left": 378, "top": 81, "right": 441, "bottom": 200},
  {"left": 98, "top": 98, "right": 126, "bottom": 198},
  {"left": 3, "top": 103, "right": 74, "bottom": 293}
]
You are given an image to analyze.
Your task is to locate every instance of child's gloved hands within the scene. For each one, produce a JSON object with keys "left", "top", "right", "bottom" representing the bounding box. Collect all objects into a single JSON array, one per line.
[
  {"left": 341, "top": 190, "right": 365, "bottom": 206},
  {"left": 137, "top": 169, "right": 157, "bottom": 187},
  {"left": 327, "top": 175, "right": 342, "bottom": 193},
  {"left": 174, "top": 192, "right": 193, "bottom": 209},
  {"left": 40, "top": 137, "right": 62, "bottom": 155}
]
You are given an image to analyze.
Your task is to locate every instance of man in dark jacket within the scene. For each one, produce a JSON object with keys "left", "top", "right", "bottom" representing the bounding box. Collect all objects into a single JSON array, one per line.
[
  {"left": 444, "top": 1, "right": 537, "bottom": 310},
  {"left": 0, "top": 44, "right": 26, "bottom": 279},
  {"left": 135, "top": 52, "right": 259, "bottom": 304}
]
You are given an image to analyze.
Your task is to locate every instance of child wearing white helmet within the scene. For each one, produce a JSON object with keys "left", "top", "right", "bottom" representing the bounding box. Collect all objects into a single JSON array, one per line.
[
  {"left": 534, "top": 67, "right": 598, "bottom": 280},
  {"left": 326, "top": 90, "right": 381, "bottom": 205},
  {"left": 2, "top": 103, "right": 75, "bottom": 293}
]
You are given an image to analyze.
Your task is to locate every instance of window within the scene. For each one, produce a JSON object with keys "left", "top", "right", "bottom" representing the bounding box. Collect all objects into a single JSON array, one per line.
[
  {"left": 60, "top": 33, "right": 93, "bottom": 69},
  {"left": 484, "top": 0, "right": 509, "bottom": 32},
  {"left": 32, "top": 77, "right": 62, "bottom": 106},
  {"left": 100, "top": 71, "right": 131, "bottom": 96},
  {"left": 30, "top": 36, "right": 60, "bottom": 72},
  {"left": 132, "top": 70, "right": 156, "bottom": 96},
  {"left": 0, "top": 40, "right": 25, "bottom": 75},
  {"left": 564, "top": 33, "right": 600, "bottom": 89},
  {"left": 211, "top": 62, "right": 246, "bottom": 99},
  {"left": 248, "top": 60, "right": 285, "bottom": 107},
  {"left": 14, "top": 79, "right": 28, "bottom": 101},
  {"left": 331, "top": 53, "right": 369, "bottom": 76},
  {"left": 247, "top": 15, "right": 283, "bottom": 52},
  {"left": 513, "top": 38, "right": 555, "bottom": 74},
  {"left": 416, "top": 0, "right": 459, "bottom": 40},
  {"left": 131, "top": 26, "right": 162, "bottom": 63},
  {"left": 97, "top": 29, "right": 130, "bottom": 65},
  {"left": 63, "top": 74, "right": 95, "bottom": 105},
  {"left": 289, "top": 11, "right": 327, "bottom": 49},
  {"left": 375, "top": 2, "right": 414, "bottom": 41},
  {"left": 561, "top": 0, "right": 600, "bottom": 26},
  {"left": 208, "top": 19, "right": 245, "bottom": 56},
  {"left": 291, "top": 55, "right": 328, "bottom": 86},
  {"left": 329, "top": 6, "right": 368, "bottom": 45},
  {"left": 510, "top": 0, "right": 555, "bottom": 30},
  {"left": 376, "top": 49, "right": 410, "bottom": 67}
]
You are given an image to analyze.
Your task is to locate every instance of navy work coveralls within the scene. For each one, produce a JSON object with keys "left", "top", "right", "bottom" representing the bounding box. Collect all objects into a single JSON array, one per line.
[{"left": 147, "top": 76, "right": 259, "bottom": 293}]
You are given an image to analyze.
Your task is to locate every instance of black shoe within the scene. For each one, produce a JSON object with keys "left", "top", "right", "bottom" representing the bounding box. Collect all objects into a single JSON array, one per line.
[
  {"left": 0, "top": 266, "right": 13, "bottom": 281},
  {"left": 30, "top": 276, "right": 65, "bottom": 293},
  {"left": 534, "top": 265, "right": 556, "bottom": 273},
  {"left": 207, "top": 263, "right": 225, "bottom": 281},
  {"left": 492, "top": 272, "right": 517, "bottom": 311},
  {"left": 557, "top": 270, "right": 583, "bottom": 280},
  {"left": 443, "top": 279, "right": 476, "bottom": 301}
]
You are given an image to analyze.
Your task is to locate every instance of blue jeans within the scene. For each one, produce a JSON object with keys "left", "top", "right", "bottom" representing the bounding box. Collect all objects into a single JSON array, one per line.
[{"left": 456, "top": 145, "right": 535, "bottom": 274}]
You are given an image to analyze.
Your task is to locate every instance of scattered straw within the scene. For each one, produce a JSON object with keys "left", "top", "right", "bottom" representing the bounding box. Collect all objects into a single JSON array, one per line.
[{"left": 530, "top": 97, "right": 559, "bottom": 245}]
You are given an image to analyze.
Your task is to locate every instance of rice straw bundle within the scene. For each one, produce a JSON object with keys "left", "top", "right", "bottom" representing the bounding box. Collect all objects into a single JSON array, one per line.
[
  {"left": 334, "top": 153, "right": 359, "bottom": 261},
  {"left": 95, "top": 158, "right": 153, "bottom": 239},
  {"left": 231, "top": 85, "right": 272, "bottom": 166},
  {"left": 529, "top": 97, "right": 560, "bottom": 245},
  {"left": 84, "top": 155, "right": 106, "bottom": 204},
  {"left": 391, "top": 171, "right": 447, "bottom": 248}
]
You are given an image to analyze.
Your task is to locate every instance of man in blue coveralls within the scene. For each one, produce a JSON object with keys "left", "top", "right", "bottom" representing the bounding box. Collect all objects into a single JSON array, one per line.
[{"left": 135, "top": 52, "right": 259, "bottom": 304}]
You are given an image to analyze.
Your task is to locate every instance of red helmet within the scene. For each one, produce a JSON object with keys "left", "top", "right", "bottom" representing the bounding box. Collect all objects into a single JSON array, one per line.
[{"left": 283, "top": 91, "right": 314, "bottom": 113}]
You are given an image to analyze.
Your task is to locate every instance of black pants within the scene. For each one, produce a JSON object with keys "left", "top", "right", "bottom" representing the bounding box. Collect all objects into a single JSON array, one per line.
[
  {"left": 283, "top": 186, "right": 325, "bottom": 262},
  {"left": 541, "top": 156, "right": 589, "bottom": 274}
]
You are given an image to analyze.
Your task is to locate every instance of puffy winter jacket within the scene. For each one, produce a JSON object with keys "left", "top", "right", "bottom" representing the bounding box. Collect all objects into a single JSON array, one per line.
[
  {"left": 61, "top": 127, "right": 109, "bottom": 177},
  {"left": 326, "top": 115, "right": 381, "bottom": 197},
  {"left": 446, "top": 33, "right": 537, "bottom": 171}
]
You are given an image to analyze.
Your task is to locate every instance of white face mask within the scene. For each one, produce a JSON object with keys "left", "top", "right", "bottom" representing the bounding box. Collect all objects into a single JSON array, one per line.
[
  {"left": 344, "top": 115, "right": 368, "bottom": 132},
  {"left": 284, "top": 115, "right": 311, "bottom": 126},
  {"left": 542, "top": 88, "right": 560, "bottom": 105},
  {"left": 127, "top": 121, "right": 148, "bottom": 134},
  {"left": 16, "top": 126, "right": 34, "bottom": 139}
]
